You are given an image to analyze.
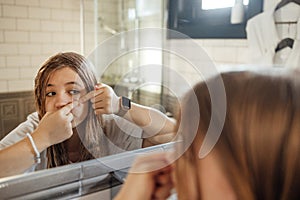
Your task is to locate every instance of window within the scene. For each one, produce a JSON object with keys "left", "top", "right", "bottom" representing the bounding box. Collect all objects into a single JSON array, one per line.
[
  {"left": 202, "top": 0, "right": 249, "bottom": 10},
  {"left": 168, "top": 0, "right": 263, "bottom": 39}
]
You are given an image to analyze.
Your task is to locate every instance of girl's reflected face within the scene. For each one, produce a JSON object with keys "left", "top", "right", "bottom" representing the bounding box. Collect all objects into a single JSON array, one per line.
[{"left": 45, "top": 67, "right": 88, "bottom": 127}]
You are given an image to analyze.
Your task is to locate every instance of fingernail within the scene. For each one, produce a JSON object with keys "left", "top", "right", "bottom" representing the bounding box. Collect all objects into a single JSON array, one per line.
[{"left": 95, "top": 84, "right": 101, "bottom": 90}]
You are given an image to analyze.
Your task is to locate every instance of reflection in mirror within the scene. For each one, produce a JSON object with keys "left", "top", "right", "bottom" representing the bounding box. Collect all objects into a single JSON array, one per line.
[
  {"left": 0, "top": 51, "right": 176, "bottom": 179},
  {"left": 0, "top": 0, "right": 176, "bottom": 181}
]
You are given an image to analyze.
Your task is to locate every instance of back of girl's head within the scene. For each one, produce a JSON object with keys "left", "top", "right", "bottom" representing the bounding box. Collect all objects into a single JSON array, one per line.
[{"left": 176, "top": 70, "right": 300, "bottom": 199}]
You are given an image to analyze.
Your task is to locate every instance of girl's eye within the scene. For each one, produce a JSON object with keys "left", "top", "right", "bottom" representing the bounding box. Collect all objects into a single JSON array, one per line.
[
  {"left": 46, "top": 92, "right": 56, "bottom": 97},
  {"left": 69, "top": 90, "right": 80, "bottom": 95}
]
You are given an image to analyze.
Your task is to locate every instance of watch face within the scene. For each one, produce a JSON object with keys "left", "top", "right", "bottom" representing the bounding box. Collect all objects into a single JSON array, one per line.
[{"left": 122, "top": 96, "right": 131, "bottom": 110}]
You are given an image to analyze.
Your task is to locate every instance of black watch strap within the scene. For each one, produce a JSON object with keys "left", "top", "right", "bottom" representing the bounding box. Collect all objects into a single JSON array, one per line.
[{"left": 117, "top": 96, "right": 131, "bottom": 116}]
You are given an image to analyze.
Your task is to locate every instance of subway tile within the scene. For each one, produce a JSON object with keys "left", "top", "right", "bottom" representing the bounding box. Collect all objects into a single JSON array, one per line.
[
  {"left": 20, "top": 67, "right": 39, "bottom": 79},
  {"left": 40, "top": 0, "right": 62, "bottom": 9},
  {"left": 72, "top": 33, "right": 80, "bottom": 43},
  {"left": 83, "top": 12, "right": 94, "bottom": 23},
  {"left": 15, "top": 0, "right": 39, "bottom": 6},
  {"left": 17, "top": 19, "right": 40, "bottom": 31},
  {"left": 52, "top": 32, "right": 74, "bottom": 44},
  {"left": 83, "top": 0, "right": 94, "bottom": 12},
  {"left": 4, "top": 31, "right": 29, "bottom": 43},
  {"left": 6, "top": 55, "right": 30, "bottom": 67},
  {"left": 236, "top": 47, "right": 250, "bottom": 64},
  {"left": 41, "top": 20, "right": 63, "bottom": 32},
  {"left": 98, "top": 2, "right": 119, "bottom": 13},
  {"left": 0, "top": 31, "right": 3, "bottom": 42},
  {"left": 83, "top": 23, "right": 94, "bottom": 34},
  {"left": 31, "top": 55, "right": 49, "bottom": 67},
  {"left": 0, "top": 68, "right": 19, "bottom": 80},
  {"left": 3, "top": 5, "right": 28, "bottom": 18},
  {"left": 28, "top": 7, "right": 51, "bottom": 19},
  {"left": 0, "top": 81, "right": 8, "bottom": 92},
  {"left": 51, "top": 9, "right": 74, "bottom": 21},
  {"left": 202, "top": 39, "right": 225, "bottom": 47},
  {"left": 201, "top": 46, "right": 214, "bottom": 61},
  {"left": 61, "top": 44, "right": 80, "bottom": 53},
  {"left": 29, "top": 32, "right": 52, "bottom": 43},
  {"left": 0, "top": 44, "right": 18, "bottom": 55},
  {"left": 0, "top": 0, "right": 15, "bottom": 5},
  {"left": 212, "top": 47, "right": 237, "bottom": 63},
  {"left": 42, "top": 43, "right": 64, "bottom": 54},
  {"left": 193, "top": 39, "right": 204, "bottom": 46},
  {"left": 8, "top": 79, "right": 34, "bottom": 92},
  {"left": 18, "top": 44, "right": 42, "bottom": 55},
  {"left": 0, "top": 56, "right": 5, "bottom": 68},
  {"left": 224, "top": 39, "right": 248, "bottom": 47},
  {"left": 62, "top": 0, "right": 80, "bottom": 10},
  {"left": 0, "top": 18, "right": 16, "bottom": 30},
  {"left": 63, "top": 22, "right": 80, "bottom": 32}
]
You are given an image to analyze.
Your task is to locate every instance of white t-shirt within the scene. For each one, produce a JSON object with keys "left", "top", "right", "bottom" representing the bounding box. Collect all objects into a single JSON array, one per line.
[{"left": 0, "top": 112, "right": 144, "bottom": 172}]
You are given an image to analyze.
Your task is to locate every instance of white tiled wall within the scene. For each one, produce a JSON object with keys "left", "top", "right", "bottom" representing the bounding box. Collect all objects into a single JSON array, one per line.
[
  {"left": 0, "top": 0, "right": 282, "bottom": 93},
  {"left": 0, "top": 0, "right": 88, "bottom": 92},
  {"left": 196, "top": 39, "right": 249, "bottom": 67}
]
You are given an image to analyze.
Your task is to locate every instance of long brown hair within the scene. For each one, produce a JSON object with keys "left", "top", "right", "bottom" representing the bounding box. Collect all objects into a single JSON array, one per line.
[
  {"left": 34, "top": 52, "right": 108, "bottom": 168},
  {"left": 175, "top": 70, "right": 300, "bottom": 199}
]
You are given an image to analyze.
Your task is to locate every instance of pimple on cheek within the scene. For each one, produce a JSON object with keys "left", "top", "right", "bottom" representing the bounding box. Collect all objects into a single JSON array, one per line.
[{"left": 71, "top": 102, "right": 88, "bottom": 115}]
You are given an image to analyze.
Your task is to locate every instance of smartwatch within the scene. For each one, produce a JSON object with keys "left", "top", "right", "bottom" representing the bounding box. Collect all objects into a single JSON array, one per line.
[{"left": 117, "top": 96, "right": 131, "bottom": 116}]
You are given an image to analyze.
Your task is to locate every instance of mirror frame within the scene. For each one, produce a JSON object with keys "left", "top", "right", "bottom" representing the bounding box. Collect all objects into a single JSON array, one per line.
[{"left": 0, "top": 142, "right": 176, "bottom": 199}]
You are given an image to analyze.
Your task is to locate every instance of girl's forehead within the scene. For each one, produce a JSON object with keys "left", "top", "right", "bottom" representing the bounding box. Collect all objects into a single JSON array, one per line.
[{"left": 47, "top": 67, "right": 84, "bottom": 85}]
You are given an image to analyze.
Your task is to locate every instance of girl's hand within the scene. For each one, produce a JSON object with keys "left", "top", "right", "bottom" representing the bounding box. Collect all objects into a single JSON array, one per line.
[
  {"left": 115, "top": 152, "right": 174, "bottom": 200},
  {"left": 80, "top": 83, "right": 120, "bottom": 115},
  {"left": 35, "top": 102, "right": 76, "bottom": 147}
]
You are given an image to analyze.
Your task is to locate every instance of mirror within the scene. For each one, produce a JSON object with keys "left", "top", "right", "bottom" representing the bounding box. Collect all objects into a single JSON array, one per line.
[{"left": 0, "top": 0, "right": 178, "bottom": 179}]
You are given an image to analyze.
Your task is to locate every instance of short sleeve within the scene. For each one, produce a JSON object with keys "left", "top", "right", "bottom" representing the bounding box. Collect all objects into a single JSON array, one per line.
[{"left": 0, "top": 112, "right": 39, "bottom": 150}]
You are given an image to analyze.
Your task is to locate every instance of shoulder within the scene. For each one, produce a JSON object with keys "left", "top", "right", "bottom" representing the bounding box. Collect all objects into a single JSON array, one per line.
[
  {"left": 0, "top": 112, "right": 39, "bottom": 150},
  {"left": 27, "top": 112, "right": 39, "bottom": 124}
]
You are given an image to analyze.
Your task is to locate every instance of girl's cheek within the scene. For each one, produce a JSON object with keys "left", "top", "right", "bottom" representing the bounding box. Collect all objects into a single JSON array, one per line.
[
  {"left": 70, "top": 103, "right": 80, "bottom": 114},
  {"left": 72, "top": 102, "right": 88, "bottom": 115},
  {"left": 72, "top": 96, "right": 80, "bottom": 102}
]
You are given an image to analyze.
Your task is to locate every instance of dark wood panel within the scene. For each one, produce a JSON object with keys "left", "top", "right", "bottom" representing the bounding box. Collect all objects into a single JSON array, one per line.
[{"left": 0, "top": 91, "right": 35, "bottom": 140}]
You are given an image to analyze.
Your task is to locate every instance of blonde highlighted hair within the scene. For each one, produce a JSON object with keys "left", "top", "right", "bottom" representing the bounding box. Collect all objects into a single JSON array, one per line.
[{"left": 176, "top": 70, "right": 300, "bottom": 199}]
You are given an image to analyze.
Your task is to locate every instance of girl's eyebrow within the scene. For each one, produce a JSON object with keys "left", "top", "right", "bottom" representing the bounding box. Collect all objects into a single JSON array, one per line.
[{"left": 47, "top": 81, "right": 84, "bottom": 87}]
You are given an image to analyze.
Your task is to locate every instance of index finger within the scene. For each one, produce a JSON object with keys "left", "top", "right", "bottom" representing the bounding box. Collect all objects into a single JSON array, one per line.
[
  {"left": 80, "top": 84, "right": 105, "bottom": 103},
  {"left": 79, "top": 90, "right": 95, "bottom": 103},
  {"left": 60, "top": 103, "right": 75, "bottom": 115}
]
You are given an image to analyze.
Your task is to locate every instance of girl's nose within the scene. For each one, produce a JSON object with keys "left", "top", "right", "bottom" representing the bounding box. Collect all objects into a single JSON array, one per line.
[{"left": 54, "top": 93, "right": 72, "bottom": 109}]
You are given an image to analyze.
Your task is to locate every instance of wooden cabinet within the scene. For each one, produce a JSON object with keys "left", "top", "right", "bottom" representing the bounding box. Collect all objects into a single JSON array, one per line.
[{"left": 0, "top": 91, "right": 35, "bottom": 140}]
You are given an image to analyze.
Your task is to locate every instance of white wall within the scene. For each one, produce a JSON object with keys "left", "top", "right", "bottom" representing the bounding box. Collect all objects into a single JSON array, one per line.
[
  {"left": 0, "top": 0, "right": 86, "bottom": 92},
  {"left": 0, "top": 0, "right": 288, "bottom": 93}
]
